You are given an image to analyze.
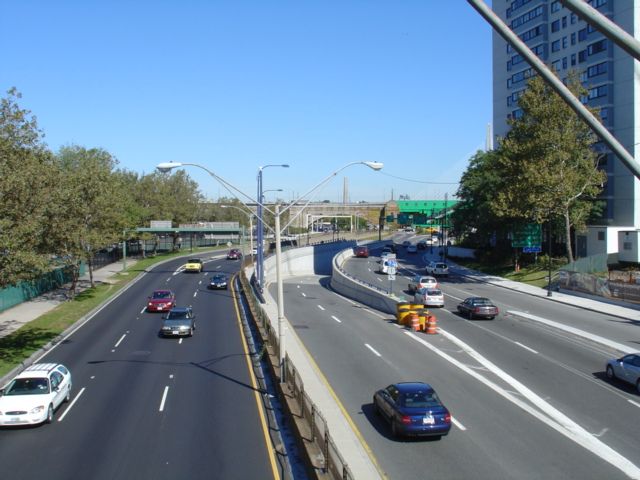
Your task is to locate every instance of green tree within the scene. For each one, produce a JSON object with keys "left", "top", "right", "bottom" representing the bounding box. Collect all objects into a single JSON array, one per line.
[
  {"left": 494, "top": 73, "right": 606, "bottom": 263},
  {"left": 0, "top": 88, "right": 55, "bottom": 287}
]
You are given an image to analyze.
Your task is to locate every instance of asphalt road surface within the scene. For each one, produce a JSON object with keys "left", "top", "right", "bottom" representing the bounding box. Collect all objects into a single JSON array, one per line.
[{"left": 0, "top": 254, "right": 279, "bottom": 480}]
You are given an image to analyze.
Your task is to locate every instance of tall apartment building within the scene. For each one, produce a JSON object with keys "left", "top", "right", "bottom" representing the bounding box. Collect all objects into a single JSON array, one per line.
[{"left": 492, "top": 0, "right": 640, "bottom": 258}]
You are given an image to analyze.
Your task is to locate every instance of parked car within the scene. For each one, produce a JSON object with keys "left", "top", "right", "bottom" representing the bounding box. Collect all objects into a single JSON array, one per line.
[
  {"left": 0, "top": 363, "right": 72, "bottom": 426},
  {"left": 426, "top": 261, "right": 449, "bottom": 276},
  {"left": 408, "top": 275, "right": 438, "bottom": 293},
  {"left": 606, "top": 353, "right": 640, "bottom": 393},
  {"left": 457, "top": 297, "right": 499, "bottom": 319},
  {"left": 354, "top": 246, "right": 369, "bottom": 258},
  {"left": 373, "top": 382, "right": 451, "bottom": 438},
  {"left": 407, "top": 244, "right": 417, "bottom": 254},
  {"left": 414, "top": 288, "right": 444, "bottom": 308},
  {"left": 160, "top": 307, "right": 196, "bottom": 337},
  {"left": 184, "top": 258, "right": 203, "bottom": 273},
  {"left": 227, "top": 248, "right": 242, "bottom": 260},
  {"left": 146, "top": 289, "right": 176, "bottom": 312},
  {"left": 208, "top": 273, "right": 228, "bottom": 290}
]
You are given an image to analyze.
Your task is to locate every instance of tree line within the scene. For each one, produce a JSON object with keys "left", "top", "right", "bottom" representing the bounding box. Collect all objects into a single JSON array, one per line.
[
  {"left": 0, "top": 88, "right": 252, "bottom": 291},
  {"left": 451, "top": 73, "right": 606, "bottom": 266}
]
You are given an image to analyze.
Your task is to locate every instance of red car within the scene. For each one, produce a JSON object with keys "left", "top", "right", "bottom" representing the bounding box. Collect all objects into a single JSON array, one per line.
[
  {"left": 227, "top": 248, "right": 242, "bottom": 260},
  {"left": 354, "top": 246, "right": 369, "bottom": 258},
  {"left": 147, "top": 290, "right": 176, "bottom": 312}
]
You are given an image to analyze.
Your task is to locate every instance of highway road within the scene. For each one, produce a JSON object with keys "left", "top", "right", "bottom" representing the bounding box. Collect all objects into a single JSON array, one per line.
[
  {"left": 0, "top": 254, "right": 280, "bottom": 480},
  {"left": 272, "top": 235, "right": 640, "bottom": 479}
]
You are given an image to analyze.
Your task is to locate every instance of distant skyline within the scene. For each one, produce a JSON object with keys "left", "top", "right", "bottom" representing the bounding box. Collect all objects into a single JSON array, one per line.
[{"left": 2, "top": 1, "right": 493, "bottom": 203}]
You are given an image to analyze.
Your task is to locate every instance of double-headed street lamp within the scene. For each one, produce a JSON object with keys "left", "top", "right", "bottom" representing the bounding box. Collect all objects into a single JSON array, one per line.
[{"left": 156, "top": 160, "right": 383, "bottom": 382}]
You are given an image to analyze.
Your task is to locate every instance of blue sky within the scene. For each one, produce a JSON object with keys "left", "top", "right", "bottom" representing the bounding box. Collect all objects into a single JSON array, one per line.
[{"left": 2, "top": 1, "right": 493, "bottom": 203}]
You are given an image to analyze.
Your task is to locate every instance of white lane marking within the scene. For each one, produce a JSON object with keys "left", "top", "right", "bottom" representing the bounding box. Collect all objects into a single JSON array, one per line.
[
  {"left": 451, "top": 417, "right": 466, "bottom": 431},
  {"left": 331, "top": 315, "right": 342, "bottom": 323},
  {"left": 515, "top": 342, "right": 539, "bottom": 354},
  {"left": 179, "top": 338, "right": 183, "bottom": 344},
  {"left": 159, "top": 386, "right": 169, "bottom": 412},
  {"left": 297, "top": 285, "right": 300, "bottom": 289},
  {"left": 302, "top": 292, "right": 307, "bottom": 297},
  {"left": 198, "top": 280, "right": 202, "bottom": 285},
  {"left": 629, "top": 399, "right": 640, "bottom": 409},
  {"left": 166, "top": 277, "right": 171, "bottom": 282},
  {"left": 217, "top": 265, "right": 221, "bottom": 269},
  {"left": 114, "top": 334, "right": 126, "bottom": 348},
  {"left": 317, "top": 305, "right": 325, "bottom": 311},
  {"left": 58, "top": 387, "right": 85, "bottom": 422},
  {"left": 169, "top": 374, "right": 174, "bottom": 379},
  {"left": 404, "top": 330, "right": 640, "bottom": 479},
  {"left": 365, "top": 343, "right": 382, "bottom": 357},
  {"left": 377, "top": 278, "right": 382, "bottom": 282},
  {"left": 193, "top": 291, "right": 198, "bottom": 298},
  {"left": 509, "top": 310, "right": 634, "bottom": 354},
  {"left": 140, "top": 307, "right": 146, "bottom": 314}
]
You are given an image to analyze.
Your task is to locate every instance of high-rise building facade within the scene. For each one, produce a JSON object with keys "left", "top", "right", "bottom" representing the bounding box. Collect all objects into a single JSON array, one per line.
[{"left": 492, "top": 0, "right": 640, "bottom": 257}]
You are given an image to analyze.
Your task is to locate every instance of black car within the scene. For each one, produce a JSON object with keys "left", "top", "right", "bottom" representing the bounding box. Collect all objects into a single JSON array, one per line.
[
  {"left": 160, "top": 306, "right": 196, "bottom": 337},
  {"left": 373, "top": 382, "right": 451, "bottom": 438},
  {"left": 457, "top": 297, "right": 499, "bottom": 319},
  {"left": 208, "top": 273, "right": 228, "bottom": 290}
]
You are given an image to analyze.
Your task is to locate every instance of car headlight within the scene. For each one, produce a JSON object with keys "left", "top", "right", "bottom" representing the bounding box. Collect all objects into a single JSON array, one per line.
[{"left": 29, "top": 405, "right": 45, "bottom": 414}]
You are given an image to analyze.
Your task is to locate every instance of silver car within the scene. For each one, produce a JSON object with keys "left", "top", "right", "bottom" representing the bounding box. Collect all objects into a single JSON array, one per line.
[
  {"left": 606, "top": 353, "right": 640, "bottom": 393},
  {"left": 414, "top": 288, "right": 444, "bottom": 308}
]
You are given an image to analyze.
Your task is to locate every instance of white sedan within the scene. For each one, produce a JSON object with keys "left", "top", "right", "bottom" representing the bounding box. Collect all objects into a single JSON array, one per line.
[
  {"left": 414, "top": 288, "right": 445, "bottom": 307},
  {"left": 0, "top": 363, "right": 72, "bottom": 426}
]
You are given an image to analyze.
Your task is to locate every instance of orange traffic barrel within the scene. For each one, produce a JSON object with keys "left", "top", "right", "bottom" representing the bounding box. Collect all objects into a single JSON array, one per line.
[
  {"left": 417, "top": 309, "right": 429, "bottom": 332},
  {"left": 408, "top": 312, "right": 420, "bottom": 331},
  {"left": 426, "top": 315, "right": 438, "bottom": 334}
]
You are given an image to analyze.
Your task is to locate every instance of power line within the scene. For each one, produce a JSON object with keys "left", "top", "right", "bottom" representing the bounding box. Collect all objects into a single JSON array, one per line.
[{"left": 378, "top": 171, "right": 460, "bottom": 185}]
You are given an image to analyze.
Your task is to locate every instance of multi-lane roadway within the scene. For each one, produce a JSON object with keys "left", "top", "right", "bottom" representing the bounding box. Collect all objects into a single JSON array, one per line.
[
  {"left": 275, "top": 235, "right": 640, "bottom": 479},
  {"left": 0, "top": 254, "right": 280, "bottom": 480}
]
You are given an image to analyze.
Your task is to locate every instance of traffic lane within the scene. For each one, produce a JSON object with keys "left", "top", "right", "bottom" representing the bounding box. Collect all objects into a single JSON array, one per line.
[
  {"left": 0, "top": 259, "right": 275, "bottom": 480},
  {"left": 280, "top": 278, "right": 634, "bottom": 480}
]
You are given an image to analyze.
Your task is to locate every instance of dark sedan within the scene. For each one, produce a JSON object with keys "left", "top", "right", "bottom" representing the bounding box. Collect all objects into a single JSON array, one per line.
[
  {"left": 457, "top": 297, "right": 499, "bottom": 319},
  {"left": 373, "top": 382, "right": 451, "bottom": 438},
  {"left": 160, "top": 307, "right": 196, "bottom": 337},
  {"left": 208, "top": 273, "right": 228, "bottom": 290}
]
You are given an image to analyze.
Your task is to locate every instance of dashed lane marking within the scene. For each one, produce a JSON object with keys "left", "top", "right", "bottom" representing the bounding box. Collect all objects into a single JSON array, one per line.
[{"left": 159, "top": 386, "right": 169, "bottom": 412}]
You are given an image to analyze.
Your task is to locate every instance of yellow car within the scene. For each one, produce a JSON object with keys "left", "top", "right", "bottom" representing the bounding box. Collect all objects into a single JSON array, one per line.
[{"left": 184, "top": 258, "right": 203, "bottom": 273}]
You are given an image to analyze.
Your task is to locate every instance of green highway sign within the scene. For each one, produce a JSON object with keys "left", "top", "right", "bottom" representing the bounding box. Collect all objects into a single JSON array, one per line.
[{"left": 512, "top": 224, "right": 542, "bottom": 248}]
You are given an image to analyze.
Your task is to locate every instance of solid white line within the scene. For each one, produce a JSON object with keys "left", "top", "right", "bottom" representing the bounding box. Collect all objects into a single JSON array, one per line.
[
  {"left": 515, "top": 342, "right": 539, "bottom": 354},
  {"left": 58, "top": 387, "right": 85, "bottom": 422},
  {"left": 178, "top": 338, "right": 183, "bottom": 345},
  {"left": 451, "top": 416, "right": 466, "bottom": 431},
  {"left": 140, "top": 307, "right": 146, "bottom": 314},
  {"left": 302, "top": 292, "right": 307, "bottom": 297},
  {"left": 629, "top": 399, "right": 640, "bottom": 409},
  {"left": 159, "top": 386, "right": 169, "bottom": 412},
  {"left": 114, "top": 334, "right": 126, "bottom": 348},
  {"left": 365, "top": 343, "right": 382, "bottom": 357},
  {"left": 317, "top": 305, "right": 325, "bottom": 311},
  {"left": 331, "top": 315, "right": 342, "bottom": 323}
]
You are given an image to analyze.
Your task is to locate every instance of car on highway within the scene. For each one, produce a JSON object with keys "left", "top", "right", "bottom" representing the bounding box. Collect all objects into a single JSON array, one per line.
[
  {"left": 354, "top": 246, "right": 369, "bottom": 258},
  {"left": 426, "top": 261, "right": 449, "bottom": 276},
  {"left": 408, "top": 275, "right": 438, "bottom": 293},
  {"left": 457, "top": 297, "right": 499, "bottom": 319},
  {"left": 417, "top": 240, "right": 428, "bottom": 250},
  {"left": 227, "top": 248, "right": 242, "bottom": 260},
  {"left": 414, "top": 287, "right": 444, "bottom": 307},
  {"left": 146, "top": 289, "right": 176, "bottom": 312},
  {"left": 160, "top": 306, "right": 196, "bottom": 337},
  {"left": 402, "top": 240, "right": 411, "bottom": 248},
  {"left": 407, "top": 244, "right": 417, "bottom": 254},
  {"left": 208, "top": 273, "right": 228, "bottom": 290},
  {"left": 184, "top": 258, "right": 204, "bottom": 273},
  {"left": 0, "top": 363, "right": 72, "bottom": 426},
  {"left": 385, "top": 243, "right": 398, "bottom": 254},
  {"left": 373, "top": 382, "right": 451, "bottom": 438},
  {"left": 606, "top": 353, "right": 640, "bottom": 393},
  {"left": 379, "top": 248, "right": 393, "bottom": 263}
]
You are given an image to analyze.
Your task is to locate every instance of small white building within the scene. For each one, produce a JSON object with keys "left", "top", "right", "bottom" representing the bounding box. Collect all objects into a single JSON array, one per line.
[{"left": 618, "top": 230, "right": 640, "bottom": 263}]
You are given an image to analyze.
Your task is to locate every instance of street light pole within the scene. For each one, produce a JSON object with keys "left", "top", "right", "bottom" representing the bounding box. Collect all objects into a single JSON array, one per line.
[
  {"left": 274, "top": 203, "right": 286, "bottom": 381},
  {"left": 221, "top": 205, "right": 255, "bottom": 261}
]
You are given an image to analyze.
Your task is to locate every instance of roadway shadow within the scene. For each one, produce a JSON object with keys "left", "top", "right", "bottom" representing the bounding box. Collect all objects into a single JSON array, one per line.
[{"left": 593, "top": 370, "right": 640, "bottom": 395}]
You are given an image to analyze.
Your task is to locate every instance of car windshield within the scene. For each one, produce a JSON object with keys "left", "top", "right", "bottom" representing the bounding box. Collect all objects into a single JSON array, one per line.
[
  {"left": 166, "top": 310, "right": 190, "bottom": 320},
  {"left": 400, "top": 391, "right": 441, "bottom": 408},
  {"left": 187, "top": 259, "right": 201, "bottom": 264},
  {"left": 473, "top": 298, "right": 493, "bottom": 306},
  {"left": 212, "top": 275, "right": 225, "bottom": 281},
  {"left": 436, "top": 264, "right": 447, "bottom": 269},
  {"left": 152, "top": 291, "right": 172, "bottom": 299},
  {"left": 4, "top": 378, "right": 49, "bottom": 396},
  {"left": 163, "top": 319, "right": 190, "bottom": 326}
]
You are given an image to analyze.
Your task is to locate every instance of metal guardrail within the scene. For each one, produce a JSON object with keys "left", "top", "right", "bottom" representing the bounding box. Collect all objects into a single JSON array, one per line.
[{"left": 238, "top": 269, "right": 354, "bottom": 480}]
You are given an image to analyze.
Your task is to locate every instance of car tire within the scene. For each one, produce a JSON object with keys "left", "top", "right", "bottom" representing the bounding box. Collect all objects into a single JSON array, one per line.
[
  {"left": 189, "top": 328, "right": 194, "bottom": 337},
  {"left": 606, "top": 365, "right": 615, "bottom": 380},
  {"left": 391, "top": 420, "right": 400, "bottom": 438},
  {"left": 373, "top": 398, "right": 381, "bottom": 416},
  {"left": 45, "top": 404, "right": 54, "bottom": 424},
  {"left": 636, "top": 379, "right": 640, "bottom": 394},
  {"left": 468, "top": 311, "right": 473, "bottom": 320},
  {"left": 65, "top": 386, "right": 71, "bottom": 403}
]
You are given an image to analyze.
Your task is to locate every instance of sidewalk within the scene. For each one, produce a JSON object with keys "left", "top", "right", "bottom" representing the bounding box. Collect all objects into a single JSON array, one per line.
[{"left": 0, "top": 259, "right": 138, "bottom": 340}]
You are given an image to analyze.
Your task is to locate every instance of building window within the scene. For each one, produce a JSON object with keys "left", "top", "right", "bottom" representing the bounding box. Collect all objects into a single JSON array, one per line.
[
  {"left": 590, "top": 0, "right": 607, "bottom": 9},
  {"left": 571, "top": 33, "right": 576, "bottom": 45},
  {"left": 562, "top": 36, "right": 568, "bottom": 48},
  {"left": 587, "top": 84, "right": 608, "bottom": 100},
  {"left": 562, "top": 57, "right": 567, "bottom": 69},
  {"left": 578, "top": 50, "right": 587, "bottom": 63},
  {"left": 571, "top": 53, "right": 576, "bottom": 66},
  {"left": 624, "top": 242, "right": 632, "bottom": 251},
  {"left": 510, "top": 5, "right": 545, "bottom": 29},
  {"left": 588, "top": 39, "right": 607, "bottom": 55},
  {"left": 562, "top": 16, "right": 567, "bottom": 28},
  {"left": 551, "top": 1, "right": 561, "bottom": 13},
  {"left": 578, "top": 28, "right": 588, "bottom": 41},
  {"left": 551, "top": 20, "right": 560, "bottom": 33},
  {"left": 597, "top": 231, "right": 605, "bottom": 241},
  {"left": 571, "top": 13, "right": 577, "bottom": 24},
  {"left": 587, "top": 61, "right": 608, "bottom": 78},
  {"left": 552, "top": 40, "right": 561, "bottom": 52}
]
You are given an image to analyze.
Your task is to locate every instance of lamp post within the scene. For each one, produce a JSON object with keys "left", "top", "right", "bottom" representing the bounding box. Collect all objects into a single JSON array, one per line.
[
  {"left": 157, "top": 160, "right": 383, "bottom": 383},
  {"left": 257, "top": 165, "right": 289, "bottom": 292}
]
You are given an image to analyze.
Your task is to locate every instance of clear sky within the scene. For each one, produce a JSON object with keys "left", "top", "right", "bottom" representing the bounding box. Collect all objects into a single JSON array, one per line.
[{"left": 2, "top": 1, "right": 493, "bottom": 204}]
